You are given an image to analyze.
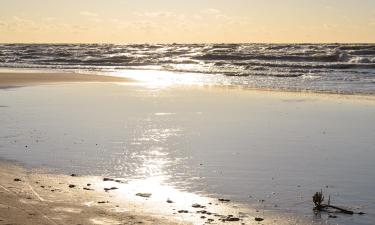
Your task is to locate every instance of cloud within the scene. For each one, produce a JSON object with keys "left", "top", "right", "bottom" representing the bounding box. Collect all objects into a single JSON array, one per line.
[
  {"left": 201, "top": 8, "right": 221, "bottom": 15},
  {"left": 133, "top": 11, "right": 175, "bottom": 18},
  {"left": 79, "top": 11, "right": 98, "bottom": 17},
  {"left": 0, "top": 20, "right": 6, "bottom": 27}
]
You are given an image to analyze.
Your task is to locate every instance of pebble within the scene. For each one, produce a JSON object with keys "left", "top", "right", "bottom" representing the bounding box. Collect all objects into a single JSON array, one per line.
[
  {"left": 177, "top": 210, "right": 189, "bottom": 213},
  {"left": 103, "top": 178, "right": 114, "bottom": 181},
  {"left": 97, "top": 201, "right": 109, "bottom": 204},
  {"left": 192, "top": 203, "right": 205, "bottom": 208},
  {"left": 223, "top": 217, "right": 240, "bottom": 222},
  {"left": 136, "top": 193, "right": 152, "bottom": 198}
]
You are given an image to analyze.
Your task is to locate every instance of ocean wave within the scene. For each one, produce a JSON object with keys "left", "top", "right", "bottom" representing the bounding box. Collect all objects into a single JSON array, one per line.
[{"left": 0, "top": 43, "right": 374, "bottom": 94}]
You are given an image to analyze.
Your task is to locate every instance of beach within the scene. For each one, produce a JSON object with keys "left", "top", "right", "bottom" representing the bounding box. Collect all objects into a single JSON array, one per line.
[
  {"left": 1, "top": 71, "right": 375, "bottom": 225},
  {"left": 0, "top": 72, "right": 130, "bottom": 89},
  {"left": 0, "top": 161, "right": 189, "bottom": 225}
]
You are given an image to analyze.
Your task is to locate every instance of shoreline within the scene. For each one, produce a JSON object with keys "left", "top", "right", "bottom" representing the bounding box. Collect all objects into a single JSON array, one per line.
[
  {"left": 1, "top": 70, "right": 374, "bottom": 103},
  {"left": 0, "top": 71, "right": 132, "bottom": 89},
  {"left": 0, "top": 160, "right": 311, "bottom": 225},
  {"left": 1, "top": 71, "right": 373, "bottom": 225},
  {"left": 0, "top": 161, "right": 186, "bottom": 225}
]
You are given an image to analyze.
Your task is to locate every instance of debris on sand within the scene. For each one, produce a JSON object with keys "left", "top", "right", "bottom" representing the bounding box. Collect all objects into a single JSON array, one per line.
[
  {"left": 97, "top": 201, "right": 109, "bottom": 204},
  {"left": 104, "top": 187, "right": 118, "bottom": 192},
  {"left": 192, "top": 203, "right": 205, "bottom": 208},
  {"left": 68, "top": 184, "right": 76, "bottom": 188},
  {"left": 196, "top": 210, "right": 212, "bottom": 215},
  {"left": 70, "top": 174, "right": 78, "bottom": 177},
  {"left": 166, "top": 199, "right": 174, "bottom": 203},
  {"left": 254, "top": 217, "right": 264, "bottom": 222},
  {"left": 219, "top": 215, "right": 240, "bottom": 222},
  {"left": 218, "top": 198, "right": 230, "bottom": 202},
  {"left": 313, "top": 190, "right": 365, "bottom": 215},
  {"left": 177, "top": 210, "right": 189, "bottom": 213},
  {"left": 136, "top": 193, "right": 152, "bottom": 198},
  {"left": 14, "top": 178, "right": 22, "bottom": 182},
  {"left": 103, "top": 178, "right": 115, "bottom": 182}
]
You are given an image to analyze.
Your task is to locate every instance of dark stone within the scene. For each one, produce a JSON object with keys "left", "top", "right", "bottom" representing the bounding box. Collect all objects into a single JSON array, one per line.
[
  {"left": 192, "top": 203, "right": 205, "bottom": 208},
  {"left": 104, "top": 187, "right": 118, "bottom": 191},
  {"left": 218, "top": 198, "right": 230, "bottom": 202},
  {"left": 223, "top": 216, "right": 240, "bottom": 222},
  {"left": 14, "top": 178, "right": 21, "bottom": 182},
  {"left": 97, "top": 201, "right": 109, "bottom": 204},
  {"left": 177, "top": 210, "right": 189, "bottom": 213},
  {"left": 68, "top": 184, "right": 76, "bottom": 188},
  {"left": 254, "top": 217, "right": 264, "bottom": 222},
  {"left": 103, "top": 178, "right": 114, "bottom": 181},
  {"left": 136, "top": 193, "right": 152, "bottom": 198},
  {"left": 166, "top": 199, "right": 174, "bottom": 203}
]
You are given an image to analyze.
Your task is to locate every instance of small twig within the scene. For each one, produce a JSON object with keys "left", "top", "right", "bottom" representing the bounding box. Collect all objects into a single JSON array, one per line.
[
  {"left": 321, "top": 204, "right": 354, "bottom": 215},
  {"left": 312, "top": 190, "right": 365, "bottom": 215}
]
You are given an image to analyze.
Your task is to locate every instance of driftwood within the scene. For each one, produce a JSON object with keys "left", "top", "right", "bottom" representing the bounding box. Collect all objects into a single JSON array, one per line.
[{"left": 312, "top": 190, "right": 364, "bottom": 215}]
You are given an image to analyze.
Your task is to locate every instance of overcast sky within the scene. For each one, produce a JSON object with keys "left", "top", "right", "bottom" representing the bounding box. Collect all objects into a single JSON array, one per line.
[{"left": 0, "top": 0, "right": 374, "bottom": 43}]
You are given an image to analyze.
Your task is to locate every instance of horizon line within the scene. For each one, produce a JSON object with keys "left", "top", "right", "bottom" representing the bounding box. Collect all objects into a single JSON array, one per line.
[{"left": 1, "top": 42, "right": 375, "bottom": 45}]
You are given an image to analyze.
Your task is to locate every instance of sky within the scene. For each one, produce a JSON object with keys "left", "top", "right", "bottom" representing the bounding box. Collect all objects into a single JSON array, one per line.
[{"left": 0, "top": 0, "right": 374, "bottom": 43}]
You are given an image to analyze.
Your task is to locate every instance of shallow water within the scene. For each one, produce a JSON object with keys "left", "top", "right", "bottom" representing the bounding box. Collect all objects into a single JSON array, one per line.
[{"left": 0, "top": 83, "right": 375, "bottom": 224}]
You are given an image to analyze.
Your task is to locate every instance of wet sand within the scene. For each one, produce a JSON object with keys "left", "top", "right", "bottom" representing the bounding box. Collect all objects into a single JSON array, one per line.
[
  {"left": 0, "top": 161, "right": 314, "bottom": 225},
  {"left": 0, "top": 162, "right": 189, "bottom": 225},
  {"left": 1, "top": 71, "right": 374, "bottom": 225},
  {"left": 0, "top": 72, "right": 130, "bottom": 89}
]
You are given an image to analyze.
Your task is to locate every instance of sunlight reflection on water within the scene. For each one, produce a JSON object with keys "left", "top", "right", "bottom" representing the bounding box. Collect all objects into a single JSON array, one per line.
[{"left": 109, "top": 69, "right": 228, "bottom": 89}]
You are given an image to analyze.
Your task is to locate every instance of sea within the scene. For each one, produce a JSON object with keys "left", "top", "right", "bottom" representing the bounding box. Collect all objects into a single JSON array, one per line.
[{"left": 0, "top": 43, "right": 375, "bottom": 94}]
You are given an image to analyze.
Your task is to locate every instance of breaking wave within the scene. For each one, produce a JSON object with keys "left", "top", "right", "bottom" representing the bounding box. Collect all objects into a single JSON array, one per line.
[{"left": 0, "top": 43, "right": 374, "bottom": 94}]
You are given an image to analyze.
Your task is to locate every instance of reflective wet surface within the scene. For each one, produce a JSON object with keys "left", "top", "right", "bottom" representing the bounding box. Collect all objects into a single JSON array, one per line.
[{"left": 1, "top": 82, "right": 375, "bottom": 224}]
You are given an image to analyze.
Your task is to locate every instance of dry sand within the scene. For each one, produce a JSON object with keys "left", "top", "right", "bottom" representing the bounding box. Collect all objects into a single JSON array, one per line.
[{"left": 0, "top": 72, "right": 130, "bottom": 89}]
